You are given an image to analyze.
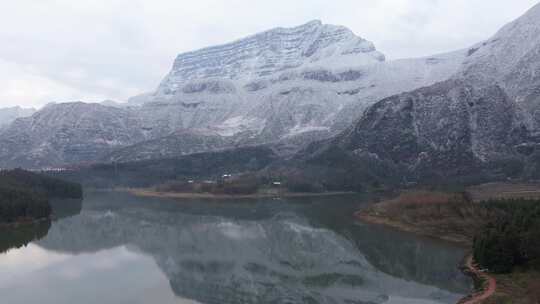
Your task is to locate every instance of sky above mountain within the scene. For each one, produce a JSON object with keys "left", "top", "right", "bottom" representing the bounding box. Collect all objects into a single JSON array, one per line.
[{"left": 0, "top": 0, "right": 538, "bottom": 108}]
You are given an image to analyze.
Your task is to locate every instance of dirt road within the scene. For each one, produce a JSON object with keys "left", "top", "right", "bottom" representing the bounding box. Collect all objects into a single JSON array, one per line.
[{"left": 459, "top": 255, "right": 497, "bottom": 304}]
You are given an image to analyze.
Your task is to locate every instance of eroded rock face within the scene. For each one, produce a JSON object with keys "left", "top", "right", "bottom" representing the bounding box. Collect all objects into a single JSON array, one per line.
[
  {"left": 338, "top": 81, "right": 526, "bottom": 174},
  {"left": 158, "top": 20, "right": 384, "bottom": 90},
  {"left": 136, "top": 21, "right": 464, "bottom": 142},
  {"left": 294, "top": 84, "right": 530, "bottom": 187}
]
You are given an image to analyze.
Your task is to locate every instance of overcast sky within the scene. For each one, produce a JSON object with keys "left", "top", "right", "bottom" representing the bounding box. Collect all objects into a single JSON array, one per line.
[{"left": 0, "top": 0, "right": 538, "bottom": 108}]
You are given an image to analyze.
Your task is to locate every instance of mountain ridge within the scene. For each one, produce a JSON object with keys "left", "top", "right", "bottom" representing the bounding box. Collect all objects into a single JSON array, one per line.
[
  {"left": 291, "top": 4, "right": 540, "bottom": 189},
  {"left": 159, "top": 19, "right": 385, "bottom": 87},
  {"left": 0, "top": 106, "right": 36, "bottom": 128}
]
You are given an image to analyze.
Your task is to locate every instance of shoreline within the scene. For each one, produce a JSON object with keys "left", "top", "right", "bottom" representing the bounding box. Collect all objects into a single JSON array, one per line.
[
  {"left": 354, "top": 211, "right": 472, "bottom": 246},
  {"left": 0, "top": 216, "right": 50, "bottom": 229},
  {"left": 354, "top": 196, "right": 498, "bottom": 304},
  {"left": 123, "top": 188, "right": 355, "bottom": 200},
  {"left": 356, "top": 211, "right": 494, "bottom": 304},
  {"left": 457, "top": 254, "right": 497, "bottom": 304}
]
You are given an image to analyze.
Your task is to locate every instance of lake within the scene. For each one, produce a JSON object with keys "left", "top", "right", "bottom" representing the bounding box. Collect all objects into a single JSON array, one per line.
[{"left": 0, "top": 191, "right": 472, "bottom": 304}]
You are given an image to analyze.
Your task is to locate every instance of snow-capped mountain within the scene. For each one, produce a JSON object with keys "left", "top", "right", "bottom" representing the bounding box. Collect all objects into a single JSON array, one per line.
[
  {"left": 120, "top": 20, "right": 465, "bottom": 162},
  {"left": 0, "top": 20, "right": 467, "bottom": 168},
  {"left": 133, "top": 20, "right": 465, "bottom": 141},
  {"left": 297, "top": 3, "right": 540, "bottom": 186},
  {"left": 0, "top": 106, "right": 35, "bottom": 128},
  {"left": 159, "top": 20, "right": 385, "bottom": 86},
  {"left": 2, "top": 2, "right": 539, "bottom": 180}
]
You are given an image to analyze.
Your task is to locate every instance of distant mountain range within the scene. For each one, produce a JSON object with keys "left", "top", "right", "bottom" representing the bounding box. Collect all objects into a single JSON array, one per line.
[
  {"left": 0, "top": 20, "right": 465, "bottom": 168},
  {"left": 2, "top": 3, "right": 540, "bottom": 190},
  {"left": 0, "top": 106, "right": 35, "bottom": 128}
]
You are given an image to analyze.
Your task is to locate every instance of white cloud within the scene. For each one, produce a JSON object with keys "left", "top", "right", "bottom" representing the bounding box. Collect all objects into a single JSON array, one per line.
[
  {"left": 0, "top": 59, "right": 109, "bottom": 108},
  {"left": 0, "top": 0, "right": 538, "bottom": 108},
  {"left": 0, "top": 244, "right": 70, "bottom": 285}
]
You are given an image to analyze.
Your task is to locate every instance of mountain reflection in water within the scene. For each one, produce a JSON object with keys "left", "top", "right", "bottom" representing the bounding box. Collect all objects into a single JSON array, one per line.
[{"left": 0, "top": 191, "right": 472, "bottom": 304}]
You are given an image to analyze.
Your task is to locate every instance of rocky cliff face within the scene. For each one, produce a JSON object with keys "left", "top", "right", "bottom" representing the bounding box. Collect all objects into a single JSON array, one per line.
[
  {"left": 133, "top": 20, "right": 464, "bottom": 141},
  {"left": 123, "top": 20, "right": 465, "bottom": 160},
  {"left": 299, "top": 81, "right": 529, "bottom": 184},
  {"left": 157, "top": 20, "right": 385, "bottom": 88},
  {"left": 158, "top": 21, "right": 384, "bottom": 86}
]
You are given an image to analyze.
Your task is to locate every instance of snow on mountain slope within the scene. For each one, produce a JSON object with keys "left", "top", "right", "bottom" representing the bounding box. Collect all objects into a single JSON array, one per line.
[
  {"left": 461, "top": 3, "right": 540, "bottom": 82},
  {"left": 103, "top": 129, "right": 234, "bottom": 163},
  {"left": 133, "top": 20, "right": 466, "bottom": 143},
  {"left": 157, "top": 20, "right": 385, "bottom": 90},
  {"left": 459, "top": 3, "right": 540, "bottom": 127},
  {"left": 0, "top": 102, "right": 147, "bottom": 168},
  {"left": 123, "top": 49, "right": 464, "bottom": 161}
]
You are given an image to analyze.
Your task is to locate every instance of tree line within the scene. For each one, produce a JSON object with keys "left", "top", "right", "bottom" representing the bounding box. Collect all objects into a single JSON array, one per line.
[
  {"left": 473, "top": 198, "right": 540, "bottom": 273},
  {"left": 0, "top": 169, "right": 82, "bottom": 223}
]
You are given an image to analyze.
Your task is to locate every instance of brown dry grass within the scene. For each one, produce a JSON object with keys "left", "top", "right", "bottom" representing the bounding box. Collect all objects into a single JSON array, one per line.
[
  {"left": 469, "top": 182, "right": 540, "bottom": 202},
  {"left": 128, "top": 188, "right": 352, "bottom": 200},
  {"left": 483, "top": 270, "right": 540, "bottom": 304},
  {"left": 363, "top": 190, "right": 487, "bottom": 243}
]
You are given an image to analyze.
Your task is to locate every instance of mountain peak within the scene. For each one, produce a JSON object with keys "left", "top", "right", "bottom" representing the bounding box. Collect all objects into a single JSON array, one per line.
[
  {"left": 279, "top": 19, "right": 323, "bottom": 30},
  {"left": 305, "top": 19, "right": 322, "bottom": 26},
  {"left": 157, "top": 21, "right": 385, "bottom": 96}
]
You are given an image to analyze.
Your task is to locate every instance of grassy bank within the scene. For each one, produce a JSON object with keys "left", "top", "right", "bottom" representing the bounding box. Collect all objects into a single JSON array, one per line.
[
  {"left": 355, "top": 191, "right": 484, "bottom": 244},
  {"left": 123, "top": 172, "right": 347, "bottom": 200}
]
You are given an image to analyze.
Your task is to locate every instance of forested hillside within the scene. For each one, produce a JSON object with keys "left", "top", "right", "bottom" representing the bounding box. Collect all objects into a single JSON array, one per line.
[
  {"left": 474, "top": 199, "right": 540, "bottom": 273},
  {"left": 0, "top": 169, "right": 82, "bottom": 223}
]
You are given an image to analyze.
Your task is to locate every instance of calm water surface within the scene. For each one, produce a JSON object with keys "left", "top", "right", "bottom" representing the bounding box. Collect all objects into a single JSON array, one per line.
[{"left": 0, "top": 191, "right": 472, "bottom": 304}]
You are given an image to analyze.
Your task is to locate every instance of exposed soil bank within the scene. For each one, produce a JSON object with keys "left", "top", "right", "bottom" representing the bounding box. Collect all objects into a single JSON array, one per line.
[{"left": 457, "top": 255, "right": 497, "bottom": 304}]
